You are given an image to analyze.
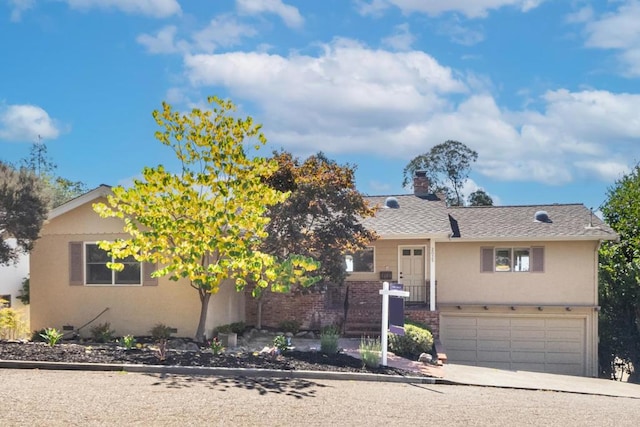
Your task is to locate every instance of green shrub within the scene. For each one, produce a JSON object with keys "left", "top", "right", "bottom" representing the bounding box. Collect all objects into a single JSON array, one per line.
[
  {"left": 90, "top": 322, "right": 114, "bottom": 343},
  {"left": 320, "top": 325, "right": 340, "bottom": 354},
  {"left": 273, "top": 334, "right": 289, "bottom": 352},
  {"left": 216, "top": 322, "right": 246, "bottom": 335},
  {"left": 360, "top": 336, "right": 381, "bottom": 368},
  {"left": 150, "top": 323, "right": 173, "bottom": 340},
  {"left": 278, "top": 319, "right": 301, "bottom": 334},
  {"left": 120, "top": 334, "right": 136, "bottom": 350},
  {"left": 388, "top": 324, "right": 434, "bottom": 359},
  {"left": 0, "top": 305, "right": 29, "bottom": 340}
]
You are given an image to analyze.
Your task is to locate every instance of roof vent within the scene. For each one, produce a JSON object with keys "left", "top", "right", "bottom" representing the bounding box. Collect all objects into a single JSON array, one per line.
[
  {"left": 534, "top": 210, "right": 552, "bottom": 223},
  {"left": 384, "top": 197, "right": 400, "bottom": 209}
]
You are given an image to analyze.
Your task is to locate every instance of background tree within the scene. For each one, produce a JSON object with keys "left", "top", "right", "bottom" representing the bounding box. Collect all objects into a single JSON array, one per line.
[
  {"left": 93, "top": 97, "right": 318, "bottom": 341},
  {"left": 0, "top": 162, "right": 49, "bottom": 266},
  {"left": 402, "top": 140, "right": 478, "bottom": 206},
  {"left": 21, "top": 139, "right": 87, "bottom": 208},
  {"left": 599, "top": 163, "right": 640, "bottom": 382},
  {"left": 263, "top": 151, "right": 377, "bottom": 284},
  {"left": 468, "top": 189, "right": 493, "bottom": 206}
]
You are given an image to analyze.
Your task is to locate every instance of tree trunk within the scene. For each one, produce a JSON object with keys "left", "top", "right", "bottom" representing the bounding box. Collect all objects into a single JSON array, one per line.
[
  {"left": 195, "top": 291, "right": 211, "bottom": 343},
  {"left": 257, "top": 298, "right": 263, "bottom": 330}
]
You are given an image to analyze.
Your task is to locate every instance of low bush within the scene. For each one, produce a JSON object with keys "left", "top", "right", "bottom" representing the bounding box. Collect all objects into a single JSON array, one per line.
[
  {"left": 0, "top": 304, "right": 29, "bottom": 340},
  {"left": 90, "top": 322, "right": 115, "bottom": 343},
  {"left": 360, "top": 336, "right": 381, "bottom": 368},
  {"left": 150, "top": 323, "right": 173, "bottom": 340},
  {"left": 215, "top": 322, "right": 246, "bottom": 335},
  {"left": 320, "top": 325, "right": 340, "bottom": 354},
  {"left": 278, "top": 319, "right": 301, "bottom": 334},
  {"left": 273, "top": 334, "right": 289, "bottom": 352},
  {"left": 388, "top": 324, "right": 434, "bottom": 359}
]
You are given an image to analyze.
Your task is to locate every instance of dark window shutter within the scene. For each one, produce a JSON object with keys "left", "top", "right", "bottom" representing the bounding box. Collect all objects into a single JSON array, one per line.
[
  {"left": 531, "top": 247, "right": 544, "bottom": 272},
  {"left": 143, "top": 262, "right": 158, "bottom": 286},
  {"left": 481, "top": 247, "right": 494, "bottom": 273},
  {"left": 69, "top": 242, "right": 84, "bottom": 285}
]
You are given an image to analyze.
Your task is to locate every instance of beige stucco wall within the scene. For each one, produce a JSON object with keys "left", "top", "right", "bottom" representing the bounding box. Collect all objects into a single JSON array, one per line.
[
  {"left": 30, "top": 199, "right": 245, "bottom": 339},
  {"left": 346, "top": 238, "right": 431, "bottom": 282},
  {"left": 435, "top": 240, "right": 600, "bottom": 306}
]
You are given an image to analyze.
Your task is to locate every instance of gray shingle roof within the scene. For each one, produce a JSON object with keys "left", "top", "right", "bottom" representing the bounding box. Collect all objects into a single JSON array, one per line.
[
  {"left": 362, "top": 195, "right": 618, "bottom": 241},
  {"left": 448, "top": 203, "right": 617, "bottom": 240},
  {"left": 362, "top": 195, "right": 451, "bottom": 237}
]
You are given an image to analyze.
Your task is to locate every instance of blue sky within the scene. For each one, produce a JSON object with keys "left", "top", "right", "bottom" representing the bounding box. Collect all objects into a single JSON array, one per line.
[{"left": 2, "top": 0, "right": 639, "bottom": 211}]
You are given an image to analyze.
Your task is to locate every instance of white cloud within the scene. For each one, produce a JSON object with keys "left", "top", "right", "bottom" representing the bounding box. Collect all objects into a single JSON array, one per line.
[
  {"left": 192, "top": 15, "right": 258, "bottom": 52},
  {"left": 63, "top": 0, "right": 181, "bottom": 18},
  {"left": 180, "top": 39, "right": 639, "bottom": 187},
  {"left": 0, "top": 104, "right": 61, "bottom": 142},
  {"left": 439, "top": 21, "right": 485, "bottom": 46},
  {"left": 382, "top": 23, "right": 416, "bottom": 51},
  {"left": 236, "top": 0, "right": 303, "bottom": 28},
  {"left": 137, "top": 25, "right": 186, "bottom": 54},
  {"left": 578, "top": 1, "right": 640, "bottom": 76},
  {"left": 8, "top": 0, "right": 34, "bottom": 22},
  {"left": 356, "top": 0, "right": 545, "bottom": 19},
  {"left": 354, "top": 0, "right": 389, "bottom": 17}
]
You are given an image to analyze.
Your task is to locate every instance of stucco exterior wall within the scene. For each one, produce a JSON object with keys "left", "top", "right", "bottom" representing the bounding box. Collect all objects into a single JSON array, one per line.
[
  {"left": 30, "top": 199, "right": 245, "bottom": 339},
  {"left": 346, "top": 238, "right": 431, "bottom": 282},
  {"left": 435, "top": 240, "right": 600, "bottom": 306}
]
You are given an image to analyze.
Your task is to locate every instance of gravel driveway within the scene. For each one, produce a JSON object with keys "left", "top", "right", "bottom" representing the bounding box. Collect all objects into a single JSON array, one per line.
[{"left": 1, "top": 369, "right": 639, "bottom": 426}]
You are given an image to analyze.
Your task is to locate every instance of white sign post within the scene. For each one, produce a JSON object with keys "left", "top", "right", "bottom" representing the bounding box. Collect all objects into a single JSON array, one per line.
[{"left": 379, "top": 281, "right": 410, "bottom": 366}]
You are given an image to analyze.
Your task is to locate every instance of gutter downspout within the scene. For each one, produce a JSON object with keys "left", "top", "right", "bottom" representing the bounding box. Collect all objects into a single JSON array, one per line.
[{"left": 430, "top": 239, "right": 436, "bottom": 311}]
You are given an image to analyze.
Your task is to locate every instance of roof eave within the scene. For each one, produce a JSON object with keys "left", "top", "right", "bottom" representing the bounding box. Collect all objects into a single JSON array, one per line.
[{"left": 47, "top": 185, "right": 112, "bottom": 221}]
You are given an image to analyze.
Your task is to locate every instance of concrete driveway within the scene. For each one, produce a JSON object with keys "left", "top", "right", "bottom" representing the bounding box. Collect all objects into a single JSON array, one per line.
[{"left": 442, "top": 363, "right": 640, "bottom": 399}]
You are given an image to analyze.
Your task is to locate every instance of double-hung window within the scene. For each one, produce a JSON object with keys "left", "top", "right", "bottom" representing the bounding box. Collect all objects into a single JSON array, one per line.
[
  {"left": 69, "top": 242, "right": 157, "bottom": 287},
  {"left": 84, "top": 243, "right": 141, "bottom": 285}
]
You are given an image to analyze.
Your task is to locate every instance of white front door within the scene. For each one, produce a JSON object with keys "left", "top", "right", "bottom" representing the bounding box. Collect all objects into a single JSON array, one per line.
[{"left": 398, "top": 247, "right": 425, "bottom": 303}]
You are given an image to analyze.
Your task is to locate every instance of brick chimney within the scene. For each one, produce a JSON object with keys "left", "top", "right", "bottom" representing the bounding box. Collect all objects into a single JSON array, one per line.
[{"left": 413, "top": 171, "right": 430, "bottom": 196}]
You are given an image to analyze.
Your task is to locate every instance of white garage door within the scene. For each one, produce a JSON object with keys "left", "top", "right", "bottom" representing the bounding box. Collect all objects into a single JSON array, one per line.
[{"left": 440, "top": 314, "right": 586, "bottom": 376}]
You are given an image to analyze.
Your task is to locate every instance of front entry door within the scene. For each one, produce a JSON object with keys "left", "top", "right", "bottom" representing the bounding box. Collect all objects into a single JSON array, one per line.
[{"left": 398, "top": 247, "right": 425, "bottom": 303}]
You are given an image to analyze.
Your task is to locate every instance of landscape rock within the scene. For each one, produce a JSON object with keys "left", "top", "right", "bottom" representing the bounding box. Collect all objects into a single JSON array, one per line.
[{"left": 418, "top": 353, "right": 432, "bottom": 364}]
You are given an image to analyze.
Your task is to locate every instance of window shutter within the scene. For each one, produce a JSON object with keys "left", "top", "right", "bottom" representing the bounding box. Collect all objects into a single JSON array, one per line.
[
  {"left": 481, "top": 247, "right": 494, "bottom": 273},
  {"left": 69, "top": 242, "right": 84, "bottom": 285},
  {"left": 143, "top": 262, "right": 158, "bottom": 286},
  {"left": 531, "top": 247, "right": 544, "bottom": 272}
]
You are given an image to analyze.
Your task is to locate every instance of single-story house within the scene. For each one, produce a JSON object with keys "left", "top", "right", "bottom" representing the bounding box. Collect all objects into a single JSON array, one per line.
[
  {"left": 247, "top": 173, "right": 618, "bottom": 377},
  {"left": 30, "top": 174, "right": 617, "bottom": 377},
  {"left": 29, "top": 186, "right": 245, "bottom": 339}
]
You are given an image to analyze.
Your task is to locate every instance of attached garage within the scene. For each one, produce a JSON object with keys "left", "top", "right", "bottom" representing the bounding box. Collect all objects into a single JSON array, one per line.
[{"left": 440, "top": 310, "right": 596, "bottom": 376}]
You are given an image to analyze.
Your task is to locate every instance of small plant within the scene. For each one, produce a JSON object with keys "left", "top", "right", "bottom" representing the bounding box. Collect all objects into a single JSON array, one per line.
[
  {"left": 120, "top": 334, "right": 136, "bottom": 350},
  {"left": 209, "top": 337, "right": 224, "bottom": 355},
  {"left": 320, "top": 325, "right": 340, "bottom": 354},
  {"left": 90, "top": 322, "right": 114, "bottom": 343},
  {"left": 155, "top": 339, "right": 168, "bottom": 361},
  {"left": 0, "top": 303, "right": 29, "bottom": 340},
  {"left": 273, "top": 334, "right": 289, "bottom": 352},
  {"left": 278, "top": 319, "right": 301, "bottom": 334},
  {"left": 40, "top": 328, "right": 64, "bottom": 347},
  {"left": 229, "top": 321, "right": 246, "bottom": 335},
  {"left": 360, "top": 336, "right": 381, "bottom": 368},
  {"left": 150, "top": 323, "right": 173, "bottom": 340},
  {"left": 388, "top": 324, "right": 434, "bottom": 359}
]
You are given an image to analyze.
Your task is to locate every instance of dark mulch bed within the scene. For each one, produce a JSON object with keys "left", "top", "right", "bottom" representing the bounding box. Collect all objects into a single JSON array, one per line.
[{"left": 0, "top": 341, "right": 424, "bottom": 377}]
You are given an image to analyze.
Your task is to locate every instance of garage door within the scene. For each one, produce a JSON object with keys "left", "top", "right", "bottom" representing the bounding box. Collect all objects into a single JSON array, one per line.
[{"left": 440, "top": 314, "right": 586, "bottom": 376}]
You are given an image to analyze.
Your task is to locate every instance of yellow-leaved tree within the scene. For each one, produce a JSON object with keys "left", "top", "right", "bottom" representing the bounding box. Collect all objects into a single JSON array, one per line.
[{"left": 93, "top": 96, "right": 319, "bottom": 341}]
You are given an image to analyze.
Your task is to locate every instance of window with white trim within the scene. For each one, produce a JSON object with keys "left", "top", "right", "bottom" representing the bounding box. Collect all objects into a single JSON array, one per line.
[
  {"left": 345, "top": 247, "right": 374, "bottom": 273},
  {"left": 85, "top": 243, "right": 141, "bottom": 285},
  {"left": 482, "top": 246, "right": 544, "bottom": 273}
]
